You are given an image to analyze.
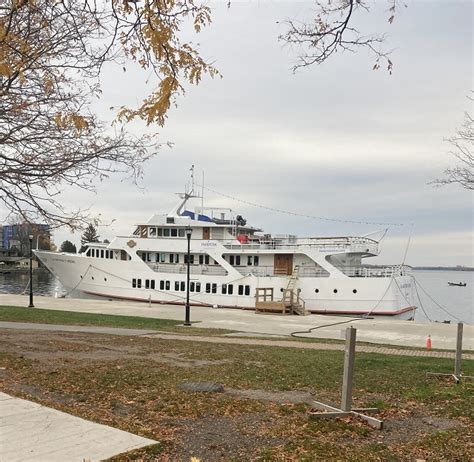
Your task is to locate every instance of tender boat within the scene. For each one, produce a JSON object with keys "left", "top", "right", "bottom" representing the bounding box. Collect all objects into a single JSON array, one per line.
[
  {"left": 448, "top": 282, "right": 467, "bottom": 287},
  {"left": 35, "top": 177, "right": 417, "bottom": 320}
]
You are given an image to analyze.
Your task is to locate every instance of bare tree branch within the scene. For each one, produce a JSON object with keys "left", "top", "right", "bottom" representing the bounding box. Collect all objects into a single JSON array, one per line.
[
  {"left": 279, "top": 0, "right": 401, "bottom": 73},
  {"left": 431, "top": 104, "right": 474, "bottom": 190}
]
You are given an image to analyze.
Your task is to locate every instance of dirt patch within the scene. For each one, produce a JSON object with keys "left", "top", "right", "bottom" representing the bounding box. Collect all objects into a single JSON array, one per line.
[
  {"left": 169, "top": 413, "right": 285, "bottom": 461},
  {"left": 226, "top": 388, "right": 315, "bottom": 405},
  {"left": 0, "top": 330, "right": 232, "bottom": 368},
  {"left": 380, "top": 415, "right": 462, "bottom": 444}
]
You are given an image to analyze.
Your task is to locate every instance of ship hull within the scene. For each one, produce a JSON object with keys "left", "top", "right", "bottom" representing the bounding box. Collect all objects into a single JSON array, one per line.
[{"left": 35, "top": 251, "right": 416, "bottom": 320}]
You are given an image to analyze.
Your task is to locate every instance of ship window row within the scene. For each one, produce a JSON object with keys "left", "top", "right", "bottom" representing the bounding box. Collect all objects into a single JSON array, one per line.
[
  {"left": 225, "top": 255, "right": 259, "bottom": 266},
  {"left": 132, "top": 278, "right": 156, "bottom": 289},
  {"left": 138, "top": 251, "right": 218, "bottom": 265},
  {"left": 314, "top": 288, "right": 358, "bottom": 294},
  {"left": 130, "top": 279, "right": 251, "bottom": 296},
  {"left": 87, "top": 248, "right": 114, "bottom": 259},
  {"left": 150, "top": 227, "right": 186, "bottom": 238}
]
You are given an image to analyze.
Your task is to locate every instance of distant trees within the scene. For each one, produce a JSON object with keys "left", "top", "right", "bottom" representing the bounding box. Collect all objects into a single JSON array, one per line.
[
  {"left": 59, "top": 240, "right": 77, "bottom": 254},
  {"left": 80, "top": 224, "right": 100, "bottom": 253},
  {"left": 0, "top": 1, "right": 217, "bottom": 228}
]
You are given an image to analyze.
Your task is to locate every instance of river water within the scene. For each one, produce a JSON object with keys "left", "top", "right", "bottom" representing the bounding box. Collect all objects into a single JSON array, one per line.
[{"left": 0, "top": 269, "right": 472, "bottom": 324}]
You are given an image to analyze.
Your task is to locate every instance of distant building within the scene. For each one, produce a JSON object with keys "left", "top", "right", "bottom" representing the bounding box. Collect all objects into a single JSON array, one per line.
[{"left": 1, "top": 223, "right": 51, "bottom": 255}]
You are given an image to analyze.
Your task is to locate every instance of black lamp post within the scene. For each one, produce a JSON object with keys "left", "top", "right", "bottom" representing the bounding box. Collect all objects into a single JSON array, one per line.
[
  {"left": 184, "top": 227, "right": 192, "bottom": 326},
  {"left": 28, "top": 234, "right": 34, "bottom": 308}
]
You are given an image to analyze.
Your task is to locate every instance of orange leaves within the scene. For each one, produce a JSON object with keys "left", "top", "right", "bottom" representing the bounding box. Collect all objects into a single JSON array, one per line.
[
  {"left": 53, "top": 112, "right": 92, "bottom": 133},
  {"left": 112, "top": 0, "right": 219, "bottom": 126}
]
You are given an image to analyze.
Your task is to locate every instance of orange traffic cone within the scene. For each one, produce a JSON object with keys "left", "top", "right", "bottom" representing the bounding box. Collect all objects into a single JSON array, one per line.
[{"left": 426, "top": 335, "right": 432, "bottom": 351}]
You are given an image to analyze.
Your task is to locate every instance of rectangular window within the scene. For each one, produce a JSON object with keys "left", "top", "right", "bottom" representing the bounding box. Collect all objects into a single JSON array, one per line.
[
  {"left": 190, "top": 282, "right": 195, "bottom": 292},
  {"left": 149, "top": 227, "right": 157, "bottom": 237},
  {"left": 175, "top": 254, "right": 179, "bottom": 263},
  {"left": 169, "top": 254, "right": 175, "bottom": 263},
  {"left": 254, "top": 256, "right": 259, "bottom": 266},
  {"left": 229, "top": 255, "right": 235, "bottom": 265},
  {"left": 145, "top": 279, "right": 150, "bottom": 289},
  {"left": 180, "top": 281, "right": 185, "bottom": 291},
  {"left": 160, "top": 253, "right": 166, "bottom": 263},
  {"left": 196, "top": 282, "right": 201, "bottom": 293},
  {"left": 247, "top": 256, "right": 252, "bottom": 266},
  {"left": 228, "top": 284, "right": 233, "bottom": 295},
  {"left": 199, "top": 255, "right": 204, "bottom": 265},
  {"left": 91, "top": 249, "right": 95, "bottom": 257},
  {"left": 137, "top": 279, "right": 142, "bottom": 288},
  {"left": 178, "top": 228, "right": 185, "bottom": 237},
  {"left": 245, "top": 285, "right": 250, "bottom": 296},
  {"left": 157, "top": 228, "right": 163, "bottom": 237},
  {"left": 235, "top": 256, "right": 241, "bottom": 266},
  {"left": 175, "top": 281, "right": 180, "bottom": 291},
  {"left": 206, "top": 283, "right": 211, "bottom": 293},
  {"left": 238, "top": 285, "right": 244, "bottom": 295},
  {"left": 222, "top": 284, "right": 227, "bottom": 295},
  {"left": 132, "top": 278, "right": 137, "bottom": 288},
  {"left": 165, "top": 280, "right": 170, "bottom": 290},
  {"left": 212, "top": 283, "right": 217, "bottom": 294},
  {"left": 184, "top": 254, "right": 195, "bottom": 264},
  {"left": 160, "top": 280, "right": 164, "bottom": 290},
  {"left": 163, "top": 228, "right": 170, "bottom": 237},
  {"left": 171, "top": 228, "right": 178, "bottom": 237},
  {"left": 205, "top": 255, "right": 210, "bottom": 264},
  {"left": 101, "top": 250, "right": 104, "bottom": 259},
  {"left": 151, "top": 280, "right": 155, "bottom": 290}
]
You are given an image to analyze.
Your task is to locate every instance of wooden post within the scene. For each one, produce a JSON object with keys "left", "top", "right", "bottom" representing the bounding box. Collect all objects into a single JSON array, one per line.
[
  {"left": 341, "top": 327, "right": 357, "bottom": 412},
  {"left": 454, "top": 322, "right": 463, "bottom": 381}
]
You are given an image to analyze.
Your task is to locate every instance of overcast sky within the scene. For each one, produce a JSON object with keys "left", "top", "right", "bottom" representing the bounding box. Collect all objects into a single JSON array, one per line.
[{"left": 21, "top": 1, "right": 474, "bottom": 265}]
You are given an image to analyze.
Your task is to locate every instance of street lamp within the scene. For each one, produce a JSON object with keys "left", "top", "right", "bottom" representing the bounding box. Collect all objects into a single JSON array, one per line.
[
  {"left": 28, "top": 234, "right": 34, "bottom": 308},
  {"left": 184, "top": 227, "right": 192, "bottom": 326}
]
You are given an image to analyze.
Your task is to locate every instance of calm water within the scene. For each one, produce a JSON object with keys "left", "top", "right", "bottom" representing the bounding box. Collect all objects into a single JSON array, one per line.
[{"left": 0, "top": 269, "right": 472, "bottom": 324}]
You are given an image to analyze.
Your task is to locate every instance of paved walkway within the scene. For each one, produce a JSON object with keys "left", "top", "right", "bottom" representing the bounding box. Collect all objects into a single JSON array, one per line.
[
  {"left": 1, "top": 294, "right": 472, "bottom": 350},
  {"left": 0, "top": 392, "right": 156, "bottom": 462},
  {"left": 1, "top": 321, "right": 472, "bottom": 360}
]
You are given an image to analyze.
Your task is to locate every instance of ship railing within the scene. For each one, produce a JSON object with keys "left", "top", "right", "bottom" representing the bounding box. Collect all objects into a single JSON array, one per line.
[
  {"left": 222, "top": 238, "right": 378, "bottom": 254},
  {"left": 145, "top": 262, "right": 228, "bottom": 276},
  {"left": 235, "top": 265, "right": 329, "bottom": 278},
  {"left": 341, "top": 265, "right": 412, "bottom": 278}
]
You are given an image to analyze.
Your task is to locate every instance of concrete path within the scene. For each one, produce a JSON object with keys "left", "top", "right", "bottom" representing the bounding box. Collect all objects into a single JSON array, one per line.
[
  {"left": 1, "top": 294, "right": 472, "bottom": 350},
  {"left": 0, "top": 392, "right": 156, "bottom": 462},
  {"left": 1, "top": 321, "right": 473, "bottom": 360}
]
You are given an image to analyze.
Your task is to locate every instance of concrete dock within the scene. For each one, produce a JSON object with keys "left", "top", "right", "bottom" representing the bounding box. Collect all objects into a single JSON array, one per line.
[{"left": 1, "top": 294, "right": 472, "bottom": 350}]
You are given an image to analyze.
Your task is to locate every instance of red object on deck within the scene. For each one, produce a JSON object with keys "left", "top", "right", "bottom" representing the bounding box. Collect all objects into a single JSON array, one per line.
[
  {"left": 236, "top": 234, "right": 249, "bottom": 244},
  {"left": 426, "top": 335, "right": 432, "bottom": 351}
]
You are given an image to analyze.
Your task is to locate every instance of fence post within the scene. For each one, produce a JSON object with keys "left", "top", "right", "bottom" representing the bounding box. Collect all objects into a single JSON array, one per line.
[
  {"left": 454, "top": 322, "right": 463, "bottom": 381},
  {"left": 341, "top": 327, "right": 357, "bottom": 412}
]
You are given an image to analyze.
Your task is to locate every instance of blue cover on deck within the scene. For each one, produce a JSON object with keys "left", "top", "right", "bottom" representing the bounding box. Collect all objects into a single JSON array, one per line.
[{"left": 181, "top": 210, "right": 212, "bottom": 222}]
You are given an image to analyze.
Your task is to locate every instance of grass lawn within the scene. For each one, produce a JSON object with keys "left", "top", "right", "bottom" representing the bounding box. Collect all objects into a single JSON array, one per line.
[{"left": 0, "top": 327, "right": 472, "bottom": 461}]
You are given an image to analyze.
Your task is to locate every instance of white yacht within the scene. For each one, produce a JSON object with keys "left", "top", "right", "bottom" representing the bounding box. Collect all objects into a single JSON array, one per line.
[{"left": 35, "top": 183, "right": 417, "bottom": 319}]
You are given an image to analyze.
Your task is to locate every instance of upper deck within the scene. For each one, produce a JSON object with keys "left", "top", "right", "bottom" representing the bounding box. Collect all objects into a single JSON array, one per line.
[{"left": 222, "top": 236, "right": 379, "bottom": 255}]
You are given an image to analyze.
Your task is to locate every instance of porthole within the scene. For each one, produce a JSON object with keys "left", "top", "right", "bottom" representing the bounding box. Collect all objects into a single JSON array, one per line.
[
  {"left": 91, "top": 276, "right": 94, "bottom": 280},
  {"left": 315, "top": 289, "right": 319, "bottom": 293},
  {"left": 280, "top": 288, "right": 284, "bottom": 292},
  {"left": 104, "top": 278, "right": 107, "bottom": 282},
  {"left": 353, "top": 289, "right": 357, "bottom": 294},
  {"left": 333, "top": 289, "right": 338, "bottom": 294}
]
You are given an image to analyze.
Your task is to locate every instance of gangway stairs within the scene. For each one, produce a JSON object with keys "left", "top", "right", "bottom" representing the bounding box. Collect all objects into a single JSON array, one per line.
[{"left": 282, "top": 266, "right": 306, "bottom": 315}]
